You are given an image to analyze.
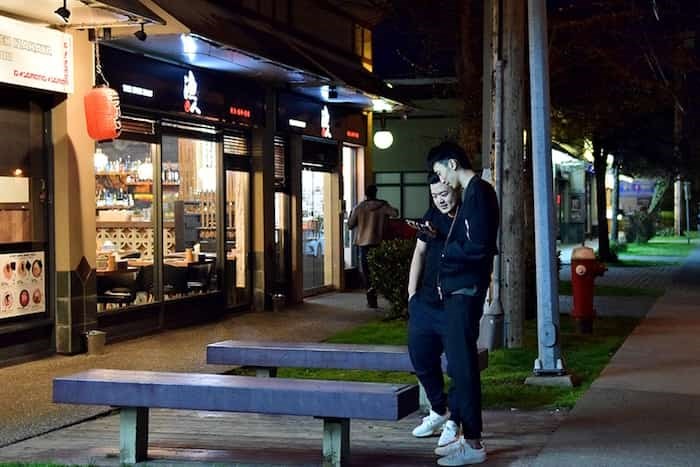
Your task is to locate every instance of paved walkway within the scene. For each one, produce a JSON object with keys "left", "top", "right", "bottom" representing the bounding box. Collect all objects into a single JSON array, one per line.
[
  {"left": 0, "top": 244, "right": 697, "bottom": 466},
  {"left": 534, "top": 244, "right": 700, "bottom": 467},
  {"left": 0, "top": 292, "right": 565, "bottom": 466}
]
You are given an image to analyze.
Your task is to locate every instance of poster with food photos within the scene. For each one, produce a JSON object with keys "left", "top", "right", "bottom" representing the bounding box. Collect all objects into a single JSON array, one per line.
[{"left": 0, "top": 251, "right": 45, "bottom": 319}]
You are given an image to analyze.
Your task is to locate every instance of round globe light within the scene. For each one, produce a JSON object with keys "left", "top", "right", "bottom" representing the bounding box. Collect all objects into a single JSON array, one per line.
[{"left": 373, "top": 130, "right": 394, "bottom": 149}]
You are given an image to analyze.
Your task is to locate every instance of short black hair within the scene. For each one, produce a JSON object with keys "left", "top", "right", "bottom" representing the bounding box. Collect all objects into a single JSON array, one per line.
[
  {"left": 426, "top": 141, "right": 472, "bottom": 171},
  {"left": 366, "top": 184, "right": 378, "bottom": 198},
  {"left": 427, "top": 173, "right": 442, "bottom": 185}
]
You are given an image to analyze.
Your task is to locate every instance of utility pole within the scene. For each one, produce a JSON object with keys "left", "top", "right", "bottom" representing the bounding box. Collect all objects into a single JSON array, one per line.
[
  {"left": 479, "top": 0, "right": 504, "bottom": 350},
  {"left": 501, "top": 0, "right": 526, "bottom": 348},
  {"left": 525, "top": 0, "right": 572, "bottom": 385}
]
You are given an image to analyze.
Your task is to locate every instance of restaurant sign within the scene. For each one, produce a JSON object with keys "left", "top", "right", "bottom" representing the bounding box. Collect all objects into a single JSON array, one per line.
[{"left": 0, "top": 15, "right": 73, "bottom": 94}]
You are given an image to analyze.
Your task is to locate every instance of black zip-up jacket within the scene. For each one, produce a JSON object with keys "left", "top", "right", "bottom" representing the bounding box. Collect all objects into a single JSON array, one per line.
[{"left": 438, "top": 175, "right": 499, "bottom": 295}]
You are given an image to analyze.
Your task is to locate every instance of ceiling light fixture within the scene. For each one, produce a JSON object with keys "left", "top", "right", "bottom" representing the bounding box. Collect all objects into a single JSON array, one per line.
[
  {"left": 54, "top": 0, "right": 70, "bottom": 23},
  {"left": 134, "top": 23, "right": 147, "bottom": 42}
]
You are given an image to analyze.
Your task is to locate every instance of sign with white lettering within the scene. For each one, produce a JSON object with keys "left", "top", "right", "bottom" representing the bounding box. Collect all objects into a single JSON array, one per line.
[{"left": 0, "top": 15, "right": 73, "bottom": 93}]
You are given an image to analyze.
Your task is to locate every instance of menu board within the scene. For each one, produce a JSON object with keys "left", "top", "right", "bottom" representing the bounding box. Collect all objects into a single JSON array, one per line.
[{"left": 0, "top": 251, "right": 45, "bottom": 319}]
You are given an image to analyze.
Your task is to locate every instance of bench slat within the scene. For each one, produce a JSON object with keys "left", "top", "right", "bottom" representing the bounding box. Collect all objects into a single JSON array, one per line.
[
  {"left": 207, "top": 340, "right": 489, "bottom": 372},
  {"left": 53, "top": 369, "right": 418, "bottom": 421}
]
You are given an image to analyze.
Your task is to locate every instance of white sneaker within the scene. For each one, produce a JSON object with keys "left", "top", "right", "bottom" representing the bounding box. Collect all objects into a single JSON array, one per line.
[
  {"left": 435, "top": 420, "right": 459, "bottom": 450},
  {"left": 437, "top": 438, "right": 486, "bottom": 466},
  {"left": 412, "top": 409, "right": 450, "bottom": 437}
]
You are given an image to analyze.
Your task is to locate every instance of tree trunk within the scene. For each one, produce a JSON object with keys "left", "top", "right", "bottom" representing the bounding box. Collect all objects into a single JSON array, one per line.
[
  {"left": 593, "top": 139, "right": 613, "bottom": 261},
  {"left": 500, "top": 0, "right": 526, "bottom": 348},
  {"left": 457, "top": 0, "right": 483, "bottom": 161}
]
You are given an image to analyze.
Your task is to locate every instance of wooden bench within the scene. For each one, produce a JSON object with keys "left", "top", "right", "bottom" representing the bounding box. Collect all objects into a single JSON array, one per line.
[
  {"left": 207, "top": 340, "right": 489, "bottom": 412},
  {"left": 53, "top": 369, "right": 418, "bottom": 466}
]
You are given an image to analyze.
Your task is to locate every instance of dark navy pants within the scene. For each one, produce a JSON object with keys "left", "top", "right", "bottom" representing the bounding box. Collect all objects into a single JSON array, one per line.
[
  {"left": 408, "top": 293, "right": 449, "bottom": 415},
  {"left": 444, "top": 292, "right": 486, "bottom": 439}
]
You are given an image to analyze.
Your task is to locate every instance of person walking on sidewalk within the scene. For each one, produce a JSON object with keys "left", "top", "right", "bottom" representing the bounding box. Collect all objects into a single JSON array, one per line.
[
  {"left": 348, "top": 184, "right": 398, "bottom": 308},
  {"left": 428, "top": 142, "right": 499, "bottom": 466},
  {"left": 407, "top": 174, "right": 461, "bottom": 441}
]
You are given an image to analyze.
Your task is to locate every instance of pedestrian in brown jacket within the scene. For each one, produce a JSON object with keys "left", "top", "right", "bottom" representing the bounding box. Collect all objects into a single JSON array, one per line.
[{"left": 348, "top": 185, "right": 398, "bottom": 307}]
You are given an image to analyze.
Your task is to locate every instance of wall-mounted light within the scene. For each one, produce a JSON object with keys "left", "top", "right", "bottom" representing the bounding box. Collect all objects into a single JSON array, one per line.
[
  {"left": 134, "top": 23, "right": 147, "bottom": 42},
  {"left": 13, "top": 168, "right": 23, "bottom": 177},
  {"left": 328, "top": 85, "right": 338, "bottom": 99},
  {"left": 54, "top": 0, "right": 70, "bottom": 23},
  {"left": 373, "top": 115, "right": 393, "bottom": 150}
]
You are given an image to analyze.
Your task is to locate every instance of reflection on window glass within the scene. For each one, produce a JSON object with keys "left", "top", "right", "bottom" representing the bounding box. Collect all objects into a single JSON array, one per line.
[
  {"left": 225, "top": 170, "right": 250, "bottom": 307},
  {"left": 162, "top": 136, "right": 218, "bottom": 300},
  {"left": 302, "top": 168, "right": 333, "bottom": 291},
  {"left": 0, "top": 94, "right": 49, "bottom": 321},
  {"left": 342, "top": 146, "right": 357, "bottom": 269},
  {"left": 403, "top": 185, "right": 430, "bottom": 219},
  {"left": 95, "top": 140, "right": 156, "bottom": 312}
]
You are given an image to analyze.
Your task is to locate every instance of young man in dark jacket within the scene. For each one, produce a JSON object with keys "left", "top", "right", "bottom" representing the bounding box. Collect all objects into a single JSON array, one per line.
[
  {"left": 406, "top": 174, "right": 460, "bottom": 442},
  {"left": 427, "top": 142, "right": 499, "bottom": 466}
]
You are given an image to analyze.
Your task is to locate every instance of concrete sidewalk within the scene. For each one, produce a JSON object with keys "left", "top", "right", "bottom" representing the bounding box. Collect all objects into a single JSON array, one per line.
[{"left": 534, "top": 245, "right": 700, "bottom": 467}]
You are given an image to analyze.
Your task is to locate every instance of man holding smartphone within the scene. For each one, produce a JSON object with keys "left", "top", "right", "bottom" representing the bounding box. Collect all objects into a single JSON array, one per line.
[
  {"left": 428, "top": 141, "right": 499, "bottom": 466},
  {"left": 406, "top": 174, "right": 460, "bottom": 444}
]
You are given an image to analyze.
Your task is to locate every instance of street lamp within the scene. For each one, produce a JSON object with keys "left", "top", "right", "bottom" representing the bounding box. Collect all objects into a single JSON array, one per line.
[{"left": 373, "top": 115, "right": 393, "bottom": 150}]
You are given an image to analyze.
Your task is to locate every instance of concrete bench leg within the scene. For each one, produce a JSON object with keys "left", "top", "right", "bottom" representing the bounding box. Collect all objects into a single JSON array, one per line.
[
  {"left": 120, "top": 407, "right": 149, "bottom": 464},
  {"left": 254, "top": 366, "right": 278, "bottom": 377},
  {"left": 418, "top": 382, "right": 431, "bottom": 414},
  {"left": 322, "top": 417, "right": 350, "bottom": 467}
]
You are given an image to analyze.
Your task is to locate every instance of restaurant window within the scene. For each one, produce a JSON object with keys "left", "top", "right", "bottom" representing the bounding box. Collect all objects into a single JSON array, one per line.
[
  {"left": 375, "top": 171, "right": 430, "bottom": 219},
  {"left": 354, "top": 24, "right": 373, "bottom": 72},
  {"left": 0, "top": 90, "right": 49, "bottom": 321},
  {"left": 161, "top": 134, "right": 219, "bottom": 299},
  {"left": 95, "top": 139, "right": 157, "bottom": 311}
]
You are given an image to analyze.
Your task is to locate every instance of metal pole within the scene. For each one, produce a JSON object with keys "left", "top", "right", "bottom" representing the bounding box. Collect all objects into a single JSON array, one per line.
[
  {"left": 527, "top": 0, "right": 566, "bottom": 375},
  {"left": 684, "top": 181, "right": 691, "bottom": 243}
]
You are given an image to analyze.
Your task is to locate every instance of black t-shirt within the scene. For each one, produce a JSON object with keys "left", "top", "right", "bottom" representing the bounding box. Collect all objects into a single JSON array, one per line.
[{"left": 417, "top": 207, "right": 454, "bottom": 304}]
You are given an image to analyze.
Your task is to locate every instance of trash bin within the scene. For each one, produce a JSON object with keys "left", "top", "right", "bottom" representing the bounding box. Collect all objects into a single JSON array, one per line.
[{"left": 85, "top": 330, "right": 107, "bottom": 355}]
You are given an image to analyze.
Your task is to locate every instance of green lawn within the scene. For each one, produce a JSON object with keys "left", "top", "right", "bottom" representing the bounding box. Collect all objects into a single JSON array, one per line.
[
  {"left": 622, "top": 241, "right": 696, "bottom": 257},
  {"left": 255, "top": 315, "right": 638, "bottom": 411},
  {"left": 558, "top": 280, "right": 663, "bottom": 297}
]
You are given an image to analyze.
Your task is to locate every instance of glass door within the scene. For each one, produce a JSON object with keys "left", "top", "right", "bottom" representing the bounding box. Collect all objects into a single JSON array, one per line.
[
  {"left": 342, "top": 145, "right": 358, "bottom": 269},
  {"left": 302, "top": 167, "right": 333, "bottom": 291},
  {"left": 224, "top": 168, "right": 250, "bottom": 307}
]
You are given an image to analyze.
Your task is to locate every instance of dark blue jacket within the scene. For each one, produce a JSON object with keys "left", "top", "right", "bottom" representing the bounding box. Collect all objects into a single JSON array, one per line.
[{"left": 438, "top": 176, "right": 499, "bottom": 295}]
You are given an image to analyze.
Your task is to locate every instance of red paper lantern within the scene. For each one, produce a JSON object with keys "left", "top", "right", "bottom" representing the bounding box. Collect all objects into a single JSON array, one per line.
[{"left": 84, "top": 85, "right": 122, "bottom": 141}]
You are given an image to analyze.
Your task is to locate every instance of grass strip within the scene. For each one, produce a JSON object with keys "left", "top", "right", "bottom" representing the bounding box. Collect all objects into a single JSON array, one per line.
[{"left": 231, "top": 315, "right": 639, "bottom": 411}]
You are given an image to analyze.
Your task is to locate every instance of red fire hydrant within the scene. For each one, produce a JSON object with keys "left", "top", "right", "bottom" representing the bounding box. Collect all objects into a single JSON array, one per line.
[{"left": 571, "top": 246, "right": 606, "bottom": 333}]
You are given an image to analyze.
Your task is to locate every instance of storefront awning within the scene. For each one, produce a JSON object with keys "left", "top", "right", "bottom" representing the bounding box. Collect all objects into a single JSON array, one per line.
[
  {"left": 138, "top": 0, "right": 406, "bottom": 110},
  {"left": 92, "top": 0, "right": 166, "bottom": 25}
]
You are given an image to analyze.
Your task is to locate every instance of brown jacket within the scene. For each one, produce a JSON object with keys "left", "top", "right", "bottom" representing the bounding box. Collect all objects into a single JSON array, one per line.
[{"left": 348, "top": 199, "right": 399, "bottom": 246}]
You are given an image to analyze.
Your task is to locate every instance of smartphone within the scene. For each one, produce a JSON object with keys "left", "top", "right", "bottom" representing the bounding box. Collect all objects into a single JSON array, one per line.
[{"left": 405, "top": 219, "right": 436, "bottom": 237}]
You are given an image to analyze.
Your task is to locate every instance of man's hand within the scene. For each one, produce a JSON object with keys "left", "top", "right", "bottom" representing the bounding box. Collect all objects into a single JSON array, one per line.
[{"left": 405, "top": 219, "right": 437, "bottom": 237}]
